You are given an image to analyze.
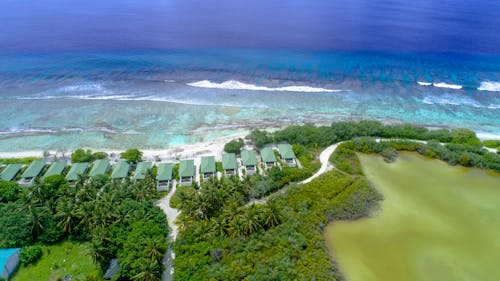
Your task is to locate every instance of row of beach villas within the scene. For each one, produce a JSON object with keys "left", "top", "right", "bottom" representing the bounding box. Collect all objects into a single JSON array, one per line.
[{"left": 0, "top": 144, "right": 297, "bottom": 189}]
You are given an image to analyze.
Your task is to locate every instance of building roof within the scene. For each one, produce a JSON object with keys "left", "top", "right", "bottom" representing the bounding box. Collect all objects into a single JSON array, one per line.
[
  {"left": 103, "top": 258, "right": 120, "bottom": 280},
  {"left": 133, "top": 162, "right": 152, "bottom": 180},
  {"left": 222, "top": 153, "right": 237, "bottom": 170},
  {"left": 277, "top": 144, "right": 296, "bottom": 160},
  {"left": 179, "top": 159, "right": 195, "bottom": 178},
  {"left": 43, "top": 161, "right": 67, "bottom": 178},
  {"left": 157, "top": 163, "right": 173, "bottom": 181},
  {"left": 65, "top": 162, "right": 89, "bottom": 181},
  {"left": 21, "top": 159, "right": 46, "bottom": 179},
  {"left": 0, "top": 164, "right": 23, "bottom": 181},
  {"left": 111, "top": 161, "right": 130, "bottom": 179},
  {"left": 89, "top": 159, "right": 110, "bottom": 177},
  {"left": 260, "top": 147, "right": 277, "bottom": 163},
  {"left": 200, "top": 156, "right": 216, "bottom": 174},
  {"left": 241, "top": 150, "right": 257, "bottom": 166}
]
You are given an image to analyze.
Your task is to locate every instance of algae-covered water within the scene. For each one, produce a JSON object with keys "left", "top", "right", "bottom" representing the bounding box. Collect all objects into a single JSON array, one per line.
[{"left": 325, "top": 153, "right": 500, "bottom": 281}]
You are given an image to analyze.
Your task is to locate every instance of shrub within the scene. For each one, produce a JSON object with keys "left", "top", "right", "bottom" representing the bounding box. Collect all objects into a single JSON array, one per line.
[
  {"left": 20, "top": 245, "right": 43, "bottom": 265},
  {"left": 71, "top": 149, "right": 93, "bottom": 163},
  {"left": 224, "top": 139, "right": 244, "bottom": 154},
  {"left": 483, "top": 140, "right": 500, "bottom": 149},
  {"left": 92, "top": 152, "right": 108, "bottom": 159},
  {"left": 120, "top": 149, "right": 143, "bottom": 164},
  {"left": 0, "top": 180, "right": 21, "bottom": 202}
]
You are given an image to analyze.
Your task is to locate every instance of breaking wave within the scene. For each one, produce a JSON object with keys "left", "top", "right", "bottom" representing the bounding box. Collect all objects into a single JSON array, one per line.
[
  {"left": 478, "top": 81, "right": 500, "bottom": 92},
  {"left": 418, "top": 81, "right": 462, "bottom": 89},
  {"left": 422, "top": 94, "right": 498, "bottom": 109},
  {"left": 186, "top": 80, "right": 345, "bottom": 92}
]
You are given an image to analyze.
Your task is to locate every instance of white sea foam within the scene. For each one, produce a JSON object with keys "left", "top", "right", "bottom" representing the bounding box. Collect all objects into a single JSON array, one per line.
[
  {"left": 478, "top": 81, "right": 500, "bottom": 92},
  {"left": 16, "top": 93, "right": 264, "bottom": 108},
  {"left": 432, "top": 82, "right": 462, "bottom": 90},
  {"left": 417, "top": 81, "right": 462, "bottom": 89},
  {"left": 417, "top": 81, "right": 432, "bottom": 86},
  {"left": 0, "top": 128, "right": 57, "bottom": 135},
  {"left": 423, "top": 94, "right": 482, "bottom": 108},
  {"left": 187, "top": 80, "right": 344, "bottom": 92}
]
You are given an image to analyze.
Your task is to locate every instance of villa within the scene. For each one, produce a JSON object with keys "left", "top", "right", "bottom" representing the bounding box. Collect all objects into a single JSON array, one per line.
[
  {"left": 65, "top": 162, "right": 89, "bottom": 183},
  {"left": 20, "top": 159, "right": 46, "bottom": 186},
  {"left": 222, "top": 153, "right": 238, "bottom": 176},
  {"left": 110, "top": 161, "right": 130, "bottom": 181},
  {"left": 277, "top": 144, "right": 296, "bottom": 167},
  {"left": 88, "top": 159, "right": 110, "bottom": 178},
  {"left": 179, "top": 160, "right": 195, "bottom": 186},
  {"left": 43, "top": 161, "right": 67, "bottom": 179},
  {"left": 260, "top": 147, "right": 277, "bottom": 168},
  {"left": 240, "top": 150, "right": 257, "bottom": 175},
  {"left": 200, "top": 156, "right": 216, "bottom": 180},
  {"left": 133, "top": 162, "right": 152, "bottom": 181},
  {"left": 156, "top": 163, "right": 173, "bottom": 190},
  {"left": 0, "top": 164, "right": 23, "bottom": 182}
]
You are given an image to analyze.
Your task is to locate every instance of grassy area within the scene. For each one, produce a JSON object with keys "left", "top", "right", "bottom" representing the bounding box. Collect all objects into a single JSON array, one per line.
[{"left": 13, "top": 241, "right": 100, "bottom": 281}]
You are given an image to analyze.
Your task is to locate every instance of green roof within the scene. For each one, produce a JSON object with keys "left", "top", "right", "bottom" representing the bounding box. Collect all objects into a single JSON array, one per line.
[
  {"left": 277, "top": 144, "right": 296, "bottom": 160},
  {"left": 65, "top": 162, "right": 89, "bottom": 181},
  {"left": 157, "top": 163, "right": 173, "bottom": 181},
  {"left": 89, "top": 159, "right": 110, "bottom": 177},
  {"left": 133, "top": 162, "right": 152, "bottom": 180},
  {"left": 21, "top": 160, "right": 46, "bottom": 179},
  {"left": 111, "top": 161, "right": 130, "bottom": 179},
  {"left": 0, "top": 164, "right": 23, "bottom": 181},
  {"left": 260, "top": 147, "right": 277, "bottom": 163},
  {"left": 179, "top": 160, "right": 195, "bottom": 178},
  {"left": 241, "top": 150, "right": 257, "bottom": 166},
  {"left": 222, "top": 153, "right": 237, "bottom": 170},
  {"left": 43, "top": 161, "right": 67, "bottom": 178},
  {"left": 200, "top": 156, "right": 216, "bottom": 174}
]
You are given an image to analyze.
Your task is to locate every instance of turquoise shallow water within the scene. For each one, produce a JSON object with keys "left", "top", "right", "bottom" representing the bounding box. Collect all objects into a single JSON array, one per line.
[{"left": 0, "top": 50, "right": 499, "bottom": 151}]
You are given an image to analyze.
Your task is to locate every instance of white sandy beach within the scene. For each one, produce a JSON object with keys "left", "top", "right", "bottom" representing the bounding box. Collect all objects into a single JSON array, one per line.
[{"left": 0, "top": 133, "right": 248, "bottom": 161}]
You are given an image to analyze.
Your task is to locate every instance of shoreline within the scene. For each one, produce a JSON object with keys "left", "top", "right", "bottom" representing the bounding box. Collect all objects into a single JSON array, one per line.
[
  {"left": 0, "top": 125, "right": 499, "bottom": 160},
  {"left": 0, "top": 133, "right": 248, "bottom": 160}
]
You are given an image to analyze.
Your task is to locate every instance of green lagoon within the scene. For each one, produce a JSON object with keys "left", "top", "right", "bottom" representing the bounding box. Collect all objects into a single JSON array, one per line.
[{"left": 326, "top": 153, "right": 500, "bottom": 281}]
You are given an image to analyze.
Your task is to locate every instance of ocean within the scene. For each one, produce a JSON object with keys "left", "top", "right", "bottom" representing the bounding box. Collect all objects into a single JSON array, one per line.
[{"left": 0, "top": 0, "right": 499, "bottom": 152}]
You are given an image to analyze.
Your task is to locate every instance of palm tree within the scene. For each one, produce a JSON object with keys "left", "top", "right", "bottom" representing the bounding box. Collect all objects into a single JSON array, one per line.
[
  {"left": 261, "top": 200, "right": 282, "bottom": 229},
  {"left": 228, "top": 214, "right": 245, "bottom": 238},
  {"left": 132, "top": 259, "right": 162, "bottom": 281},
  {"left": 241, "top": 205, "right": 262, "bottom": 235},
  {"left": 55, "top": 200, "right": 82, "bottom": 235},
  {"left": 144, "top": 237, "right": 166, "bottom": 264},
  {"left": 210, "top": 216, "right": 227, "bottom": 237}
]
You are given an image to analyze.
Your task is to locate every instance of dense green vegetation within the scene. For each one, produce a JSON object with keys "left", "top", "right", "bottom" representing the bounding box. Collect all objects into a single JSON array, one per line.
[
  {"left": 330, "top": 138, "right": 500, "bottom": 173},
  {"left": 173, "top": 169, "right": 380, "bottom": 280},
  {"left": 223, "top": 138, "right": 245, "bottom": 154},
  {"left": 0, "top": 172, "right": 167, "bottom": 281},
  {"left": 174, "top": 121, "right": 499, "bottom": 280}
]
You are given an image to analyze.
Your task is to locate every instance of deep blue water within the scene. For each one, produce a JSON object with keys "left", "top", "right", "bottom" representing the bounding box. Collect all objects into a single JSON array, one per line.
[
  {"left": 1, "top": 0, "right": 499, "bottom": 53},
  {"left": 0, "top": 0, "right": 499, "bottom": 151}
]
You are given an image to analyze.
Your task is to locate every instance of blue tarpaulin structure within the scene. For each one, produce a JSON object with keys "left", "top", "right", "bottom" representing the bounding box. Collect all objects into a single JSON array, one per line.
[{"left": 1, "top": 248, "right": 20, "bottom": 279}]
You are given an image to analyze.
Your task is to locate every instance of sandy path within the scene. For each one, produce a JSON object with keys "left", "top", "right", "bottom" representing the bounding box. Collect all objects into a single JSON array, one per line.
[
  {"left": 156, "top": 182, "right": 180, "bottom": 281},
  {"left": 300, "top": 142, "right": 342, "bottom": 184}
]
